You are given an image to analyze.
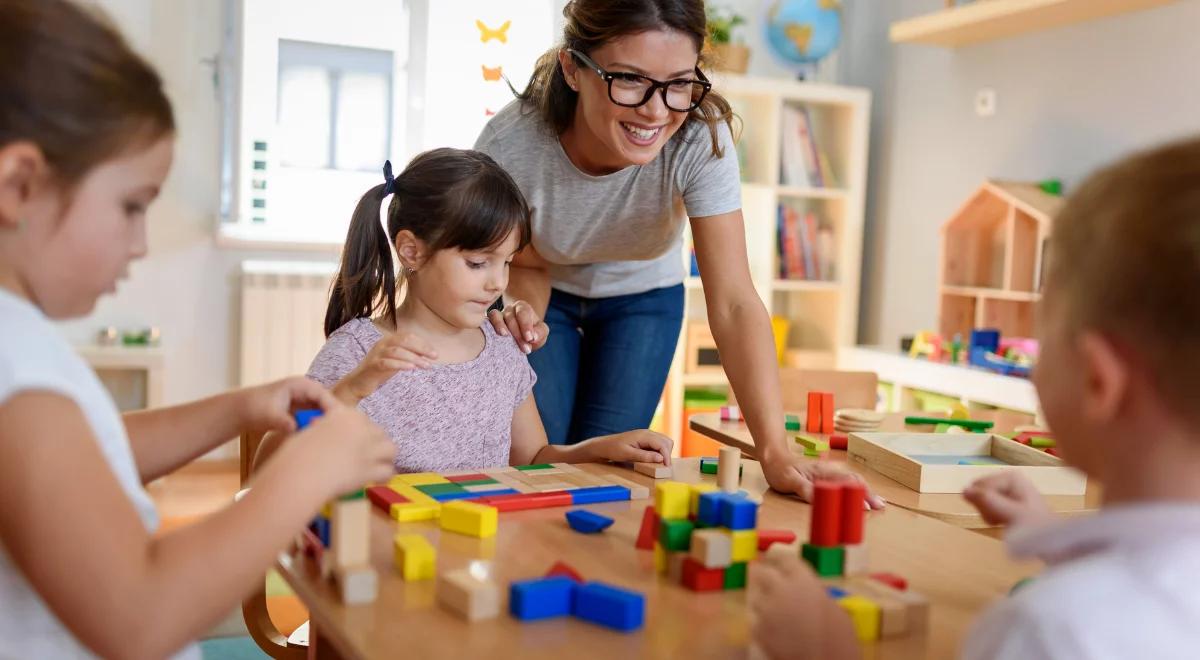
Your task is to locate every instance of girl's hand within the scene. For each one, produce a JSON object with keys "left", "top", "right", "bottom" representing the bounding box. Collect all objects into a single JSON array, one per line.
[
  {"left": 963, "top": 472, "right": 1054, "bottom": 529},
  {"left": 583, "top": 430, "right": 673, "bottom": 466},
  {"left": 238, "top": 376, "right": 339, "bottom": 435},
  {"left": 749, "top": 551, "right": 861, "bottom": 660},
  {"left": 489, "top": 300, "right": 549, "bottom": 355},
  {"left": 277, "top": 405, "right": 396, "bottom": 497},
  {"left": 761, "top": 452, "right": 887, "bottom": 510},
  {"left": 333, "top": 330, "right": 438, "bottom": 405}
]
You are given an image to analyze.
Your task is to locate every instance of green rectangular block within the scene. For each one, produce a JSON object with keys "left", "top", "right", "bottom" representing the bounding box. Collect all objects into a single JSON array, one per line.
[
  {"left": 1030, "top": 437, "right": 1056, "bottom": 448},
  {"left": 795, "top": 435, "right": 829, "bottom": 452},
  {"left": 660, "top": 519, "right": 695, "bottom": 552},
  {"left": 456, "top": 478, "right": 500, "bottom": 486},
  {"left": 338, "top": 488, "right": 366, "bottom": 500},
  {"left": 414, "top": 482, "right": 467, "bottom": 496},
  {"left": 724, "top": 562, "right": 748, "bottom": 590},
  {"left": 516, "top": 463, "right": 554, "bottom": 471},
  {"left": 802, "top": 543, "right": 844, "bottom": 577},
  {"left": 700, "top": 459, "right": 718, "bottom": 475},
  {"left": 785, "top": 414, "right": 801, "bottom": 431}
]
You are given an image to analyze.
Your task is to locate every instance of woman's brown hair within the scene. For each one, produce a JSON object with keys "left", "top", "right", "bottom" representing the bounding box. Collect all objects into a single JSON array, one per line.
[
  {"left": 0, "top": 0, "right": 175, "bottom": 187},
  {"left": 325, "top": 148, "right": 532, "bottom": 337},
  {"left": 517, "top": 0, "right": 736, "bottom": 158}
]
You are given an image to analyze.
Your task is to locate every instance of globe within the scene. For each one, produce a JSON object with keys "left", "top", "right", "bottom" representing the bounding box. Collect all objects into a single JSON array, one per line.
[{"left": 763, "top": 0, "right": 842, "bottom": 68}]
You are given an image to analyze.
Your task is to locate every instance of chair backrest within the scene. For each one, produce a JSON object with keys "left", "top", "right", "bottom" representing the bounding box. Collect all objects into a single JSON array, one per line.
[
  {"left": 239, "top": 430, "right": 268, "bottom": 486},
  {"left": 729, "top": 369, "right": 879, "bottom": 412}
]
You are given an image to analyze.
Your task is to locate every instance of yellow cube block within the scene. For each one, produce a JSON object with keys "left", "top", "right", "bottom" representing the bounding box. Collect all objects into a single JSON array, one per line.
[
  {"left": 654, "top": 541, "right": 667, "bottom": 575},
  {"left": 726, "top": 529, "right": 758, "bottom": 562},
  {"left": 654, "top": 481, "right": 690, "bottom": 520},
  {"left": 688, "top": 483, "right": 719, "bottom": 517},
  {"left": 838, "top": 595, "right": 881, "bottom": 642},
  {"left": 439, "top": 501, "right": 498, "bottom": 538},
  {"left": 391, "top": 472, "right": 449, "bottom": 487},
  {"left": 391, "top": 502, "right": 441, "bottom": 522},
  {"left": 393, "top": 533, "right": 436, "bottom": 581}
]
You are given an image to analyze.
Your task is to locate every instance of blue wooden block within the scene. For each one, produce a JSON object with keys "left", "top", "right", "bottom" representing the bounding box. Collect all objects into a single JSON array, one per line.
[
  {"left": 430, "top": 490, "right": 487, "bottom": 502},
  {"left": 566, "top": 509, "right": 614, "bottom": 534},
  {"left": 696, "top": 492, "right": 725, "bottom": 527},
  {"left": 826, "top": 586, "right": 848, "bottom": 599},
  {"left": 294, "top": 409, "right": 323, "bottom": 430},
  {"left": 720, "top": 497, "right": 758, "bottom": 530},
  {"left": 572, "top": 581, "right": 645, "bottom": 632},
  {"left": 463, "top": 488, "right": 519, "bottom": 499},
  {"left": 510, "top": 576, "right": 576, "bottom": 621},
  {"left": 569, "top": 485, "right": 631, "bottom": 505},
  {"left": 311, "top": 516, "right": 330, "bottom": 547}
]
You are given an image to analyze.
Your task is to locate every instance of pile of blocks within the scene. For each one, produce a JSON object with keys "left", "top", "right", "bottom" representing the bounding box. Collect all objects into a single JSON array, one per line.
[
  {"left": 1013, "top": 429, "right": 1058, "bottom": 457},
  {"left": 806, "top": 391, "right": 836, "bottom": 434},
  {"left": 304, "top": 492, "right": 379, "bottom": 605}
]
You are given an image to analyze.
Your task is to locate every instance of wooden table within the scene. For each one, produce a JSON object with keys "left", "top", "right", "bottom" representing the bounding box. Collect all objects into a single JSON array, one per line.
[
  {"left": 277, "top": 460, "right": 1040, "bottom": 660},
  {"left": 689, "top": 412, "right": 1101, "bottom": 530}
]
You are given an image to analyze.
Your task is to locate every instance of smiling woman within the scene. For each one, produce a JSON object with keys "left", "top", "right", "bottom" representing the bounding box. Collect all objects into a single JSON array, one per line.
[{"left": 475, "top": 0, "right": 883, "bottom": 504}]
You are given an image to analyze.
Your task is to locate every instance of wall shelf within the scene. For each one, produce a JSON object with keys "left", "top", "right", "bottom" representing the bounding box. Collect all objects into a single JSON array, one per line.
[{"left": 890, "top": 0, "right": 1181, "bottom": 48}]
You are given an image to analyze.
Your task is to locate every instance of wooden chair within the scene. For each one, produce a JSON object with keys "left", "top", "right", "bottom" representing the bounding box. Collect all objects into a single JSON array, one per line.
[
  {"left": 729, "top": 368, "right": 879, "bottom": 412},
  {"left": 239, "top": 431, "right": 307, "bottom": 660}
]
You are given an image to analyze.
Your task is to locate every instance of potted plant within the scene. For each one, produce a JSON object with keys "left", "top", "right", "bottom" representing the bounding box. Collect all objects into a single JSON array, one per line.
[{"left": 706, "top": 7, "right": 749, "bottom": 74}]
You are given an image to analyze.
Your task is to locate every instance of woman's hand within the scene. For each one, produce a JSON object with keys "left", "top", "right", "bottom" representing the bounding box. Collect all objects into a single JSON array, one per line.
[
  {"left": 489, "top": 299, "right": 549, "bottom": 355},
  {"left": 760, "top": 451, "right": 887, "bottom": 509}
]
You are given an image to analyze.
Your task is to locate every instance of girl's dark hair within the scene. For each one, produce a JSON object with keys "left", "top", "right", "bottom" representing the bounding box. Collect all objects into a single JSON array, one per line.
[
  {"left": 325, "top": 148, "right": 533, "bottom": 337},
  {"left": 0, "top": 0, "right": 175, "bottom": 187},
  {"left": 517, "top": 0, "right": 736, "bottom": 158}
]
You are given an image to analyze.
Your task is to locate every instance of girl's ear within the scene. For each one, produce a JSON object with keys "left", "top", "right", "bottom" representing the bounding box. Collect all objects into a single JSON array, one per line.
[
  {"left": 0, "top": 141, "right": 48, "bottom": 229},
  {"left": 394, "top": 229, "right": 428, "bottom": 272}
]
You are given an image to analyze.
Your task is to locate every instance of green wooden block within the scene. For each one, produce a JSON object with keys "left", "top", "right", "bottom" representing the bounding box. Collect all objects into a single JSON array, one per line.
[
  {"left": 724, "top": 562, "right": 748, "bottom": 590},
  {"left": 700, "top": 460, "right": 718, "bottom": 475},
  {"left": 934, "top": 423, "right": 952, "bottom": 434},
  {"left": 785, "top": 414, "right": 801, "bottom": 431},
  {"left": 804, "top": 448, "right": 821, "bottom": 457},
  {"left": 904, "top": 416, "right": 993, "bottom": 431},
  {"left": 794, "top": 435, "right": 829, "bottom": 452},
  {"left": 456, "top": 478, "right": 500, "bottom": 486},
  {"left": 660, "top": 519, "right": 695, "bottom": 552},
  {"left": 802, "top": 543, "right": 844, "bottom": 577},
  {"left": 338, "top": 488, "right": 366, "bottom": 500},
  {"left": 414, "top": 482, "right": 466, "bottom": 495},
  {"left": 516, "top": 463, "right": 554, "bottom": 471},
  {"left": 1030, "top": 437, "right": 1056, "bottom": 448}
]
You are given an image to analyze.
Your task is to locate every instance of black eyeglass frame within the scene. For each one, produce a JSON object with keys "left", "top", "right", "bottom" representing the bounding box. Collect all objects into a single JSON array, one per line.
[{"left": 567, "top": 48, "right": 712, "bottom": 113}]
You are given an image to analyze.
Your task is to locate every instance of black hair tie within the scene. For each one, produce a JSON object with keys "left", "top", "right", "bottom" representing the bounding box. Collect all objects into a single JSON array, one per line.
[{"left": 382, "top": 160, "right": 396, "bottom": 196}]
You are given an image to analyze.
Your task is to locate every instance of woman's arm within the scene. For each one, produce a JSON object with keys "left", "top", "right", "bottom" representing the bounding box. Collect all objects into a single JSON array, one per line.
[
  {"left": 691, "top": 211, "right": 883, "bottom": 506},
  {"left": 508, "top": 396, "right": 672, "bottom": 466}
]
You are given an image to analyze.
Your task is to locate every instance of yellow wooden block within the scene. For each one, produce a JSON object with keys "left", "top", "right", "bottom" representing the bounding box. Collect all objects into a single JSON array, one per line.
[
  {"left": 391, "top": 472, "right": 449, "bottom": 487},
  {"left": 688, "top": 483, "right": 719, "bottom": 517},
  {"left": 388, "top": 483, "right": 438, "bottom": 505},
  {"left": 726, "top": 529, "right": 758, "bottom": 562},
  {"left": 654, "top": 481, "right": 690, "bottom": 520},
  {"left": 439, "top": 501, "right": 498, "bottom": 538},
  {"left": 391, "top": 502, "right": 440, "bottom": 522},
  {"left": 839, "top": 595, "right": 881, "bottom": 642},
  {"left": 393, "top": 533, "right": 436, "bottom": 581},
  {"left": 654, "top": 542, "right": 667, "bottom": 575}
]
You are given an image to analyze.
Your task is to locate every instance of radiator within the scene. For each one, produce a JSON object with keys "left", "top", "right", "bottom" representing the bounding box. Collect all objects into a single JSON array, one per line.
[{"left": 239, "top": 260, "right": 339, "bottom": 386}]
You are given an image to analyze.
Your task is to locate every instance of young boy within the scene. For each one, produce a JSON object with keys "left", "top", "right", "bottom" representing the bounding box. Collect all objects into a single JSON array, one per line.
[{"left": 749, "top": 136, "right": 1200, "bottom": 659}]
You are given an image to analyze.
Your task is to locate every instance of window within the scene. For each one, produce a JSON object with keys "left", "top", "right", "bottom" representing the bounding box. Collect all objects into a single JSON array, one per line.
[{"left": 219, "top": 0, "right": 558, "bottom": 248}]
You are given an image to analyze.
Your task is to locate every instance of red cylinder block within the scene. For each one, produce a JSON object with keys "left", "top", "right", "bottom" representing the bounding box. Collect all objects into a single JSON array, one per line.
[
  {"left": 810, "top": 481, "right": 843, "bottom": 546},
  {"left": 840, "top": 481, "right": 867, "bottom": 544}
]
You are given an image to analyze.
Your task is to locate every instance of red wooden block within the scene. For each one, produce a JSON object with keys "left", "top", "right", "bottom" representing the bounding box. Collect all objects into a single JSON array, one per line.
[
  {"left": 366, "top": 485, "right": 408, "bottom": 513},
  {"left": 806, "top": 392, "right": 822, "bottom": 432},
  {"left": 869, "top": 572, "right": 908, "bottom": 591},
  {"left": 821, "top": 392, "right": 835, "bottom": 434},
  {"left": 757, "top": 529, "right": 798, "bottom": 551},
  {"left": 839, "top": 481, "right": 866, "bottom": 544},
  {"left": 1045, "top": 447, "right": 1060, "bottom": 457},
  {"left": 475, "top": 491, "right": 573, "bottom": 512},
  {"left": 545, "top": 560, "right": 584, "bottom": 583},
  {"left": 300, "top": 527, "right": 324, "bottom": 561},
  {"left": 445, "top": 473, "right": 491, "bottom": 483},
  {"left": 681, "top": 557, "right": 724, "bottom": 591},
  {"left": 829, "top": 434, "right": 848, "bottom": 450},
  {"left": 810, "top": 481, "right": 843, "bottom": 546},
  {"left": 635, "top": 505, "right": 660, "bottom": 550}
]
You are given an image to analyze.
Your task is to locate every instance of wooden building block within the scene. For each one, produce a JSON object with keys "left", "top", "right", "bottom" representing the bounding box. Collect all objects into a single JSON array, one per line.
[
  {"left": 681, "top": 557, "right": 725, "bottom": 592},
  {"left": 821, "top": 392, "right": 835, "bottom": 433},
  {"left": 811, "top": 481, "right": 843, "bottom": 546},
  {"left": 607, "top": 475, "right": 650, "bottom": 500},
  {"left": 724, "top": 562, "right": 748, "bottom": 590},
  {"left": 837, "top": 579, "right": 908, "bottom": 637},
  {"left": 843, "top": 543, "right": 869, "bottom": 575},
  {"left": 660, "top": 519, "right": 695, "bottom": 552},
  {"left": 840, "top": 482, "right": 866, "bottom": 544},
  {"left": 727, "top": 529, "right": 758, "bottom": 563},
  {"left": 633, "top": 461, "right": 673, "bottom": 479},
  {"left": 667, "top": 551, "right": 688, "bottom": 583},
  {"left": 330, "top": 498, "right": 370, "bottom": 570},
  {"left": 572, "top": 582, "right": 646, "bottom": 632},
  {"left": 654, "top": 542, "right": 667, "bottom": 575},
  {"left": 757, "top": 529, "right": 798, "bottom": 551},
  {"left": 690, "top": 529, "right": 733, "bottom": 569},
  {"left": 334, "top": 564, "right": 378, "bottom": 605},
  {"left": 654, "top": 481, "right": 690, "bottom": 520},
  {"left": 785, "top": 414, "right": 802, "bottom": 431},
  {"left": 718, "top": 446, "right": 741, "bottom": 493},
  {"left": 688, "top": 483, "right": 719, "bottom": 517},
  {"left": 838, "top": 595, "right": 881, "bottom": 642},
  {"left": 390, "top": 502, "right": 440, "bottom": 522},
  {"left": 720, "top": 405, "right": 742, "bottom": 421},
  {"left": 795, "top": 435, "right": 830, "bottom": 453},
  {"left": 545, "top": 560, "right": 584, "bottom": 583},
  {"left": 366, "top": 485, "right": 408, "bottom": 515},
  {"left": 845, "top": 576, "right": 929, "bottom": 633},
  {"left": 440, "top": 501, "right": 498, "bottom": 538},
  {"left": 635, "top": 505, "right": 660, "bottom": 550},
  {"left": 802, "top": 543, "right": 844, "bottom": 577},
  {"left": 393, "top": 533, "right": 436, "bottom": 581},
  {"left": 869, "top": 572, "right": 908, "bottom": 591},
  {"left": 391, "top": 472, "right": 449, "bottom": 486},
  {"left": 806, "top": 392, "right": 822, "bottom": 432},
  {"left": 438, "top": 568, "right": 500, "bottom": 621}
]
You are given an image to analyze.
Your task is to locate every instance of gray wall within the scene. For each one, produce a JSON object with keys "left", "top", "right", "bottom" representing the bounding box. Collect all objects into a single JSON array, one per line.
[{"left": 847, "top": 0, "right": 1200, "bottom": 348}]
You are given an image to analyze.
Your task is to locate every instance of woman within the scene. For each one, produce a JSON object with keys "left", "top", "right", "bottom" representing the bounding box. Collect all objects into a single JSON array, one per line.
[{"left": 483, "top": 0, "right": 882, "bottom": 506}]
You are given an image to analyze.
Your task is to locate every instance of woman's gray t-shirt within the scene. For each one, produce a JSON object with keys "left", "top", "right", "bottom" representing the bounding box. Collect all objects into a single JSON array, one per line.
[{"left": 474, "top": 100, "right": 742, "bottom": 299}]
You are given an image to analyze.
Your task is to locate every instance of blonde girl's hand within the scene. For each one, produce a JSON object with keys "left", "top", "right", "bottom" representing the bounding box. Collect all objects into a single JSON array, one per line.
[
  {"left": 282, "top": 405, "right": 396, "bottom": 497},
  {"left": 749, "top": 551, "right": 861, "bottom": 660},
  {"left": 963, "top": 472, "right": 1054, "bottom": 529},
  {"left": 238, "top": 376, "right": 340, "bottom": 435},
  {"left": 333, "top": 330, "right": 438, "bottom": 404}
]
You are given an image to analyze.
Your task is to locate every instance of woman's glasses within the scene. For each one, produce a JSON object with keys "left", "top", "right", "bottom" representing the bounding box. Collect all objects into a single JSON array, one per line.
[{"left": 568, "top": 49, "right": 711, "bottom": 113}]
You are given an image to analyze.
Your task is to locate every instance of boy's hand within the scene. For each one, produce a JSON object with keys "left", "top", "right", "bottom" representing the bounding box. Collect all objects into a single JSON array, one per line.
[
  {"left": 761, "top": 453, "right": 887, "bottom": 510},
  {"left": 963, "top": 472, "right": 1054, "bottom": 528},
  {"left": 239, "top": 376, "right": 339, "bottom": 435},
  {"left": 282, "top": 405, "right": 396, "bottom": 497},
  {"left": 333, "top": 331, "right": 437, "bottom": 405},
  {"left": 585, "top": 430, "right": 673, "bottom": 466},
  {"left": 749, "top": 551, "right": 861, "bottom": 660}
]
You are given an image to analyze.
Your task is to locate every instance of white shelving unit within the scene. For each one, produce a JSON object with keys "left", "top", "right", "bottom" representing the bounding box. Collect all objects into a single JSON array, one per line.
[
  {"left": 660, "top": 74, "right": 871, "bottom": 447},
  {"left": 78, "top": 345, "right": 165, "bottom": 411}
]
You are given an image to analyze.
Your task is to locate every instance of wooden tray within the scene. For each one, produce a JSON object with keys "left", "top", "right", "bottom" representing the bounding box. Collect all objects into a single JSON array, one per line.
[{"left": 846, "top": 432, "right": 1086, "bottom": 495}]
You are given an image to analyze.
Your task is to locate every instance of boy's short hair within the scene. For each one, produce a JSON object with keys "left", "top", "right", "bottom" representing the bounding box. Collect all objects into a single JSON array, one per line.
[{"left": 1048, "top": 136, "right": 1200, "bottom": 422}]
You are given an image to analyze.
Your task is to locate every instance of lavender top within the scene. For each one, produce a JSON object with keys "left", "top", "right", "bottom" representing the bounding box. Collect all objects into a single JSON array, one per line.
[{"left": 307, "top": 319, "right": 537, "bottom": 472}]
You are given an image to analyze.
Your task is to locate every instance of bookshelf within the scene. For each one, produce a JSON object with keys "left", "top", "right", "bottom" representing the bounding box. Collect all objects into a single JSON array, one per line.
[{"left": 660, "top": 74, "right": 871, "bottom": 449}]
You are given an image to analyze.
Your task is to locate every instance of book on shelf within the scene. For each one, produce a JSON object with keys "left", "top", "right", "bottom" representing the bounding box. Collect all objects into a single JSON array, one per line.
[
  {"left": 776, "top": 204, "right": 837, "bottom": 282},
  {"left": 779, "top": 105, "right": 838, "bottom": 189}
]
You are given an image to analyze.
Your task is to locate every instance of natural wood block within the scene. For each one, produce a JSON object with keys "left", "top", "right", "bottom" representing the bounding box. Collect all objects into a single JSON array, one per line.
[
  {"left": 607, "top": 475, "right": 650, "bottom": 500},
  {"left": 633, "top": 462, "right": 673, "bottom": 478},
  {"left": 438, "top": 568, "right": 500, "bottom": 621},
  {"left": 690, "top": 529, "right": 733, "bottom": 569},
  {"left": 667, "top": 551, "right": 688, "bottom": 582},
  {"left": 843, "top": 543, "right": 869, "bottom": 576},
  {"left": 330, "top": 498, "right": 369, "bottom": 570},
  {"left": 334, "top": 564, "right": 378, "bottom": 605},
  {"left": 718, "top": 447, "right": 740, "bottom": 493}
]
